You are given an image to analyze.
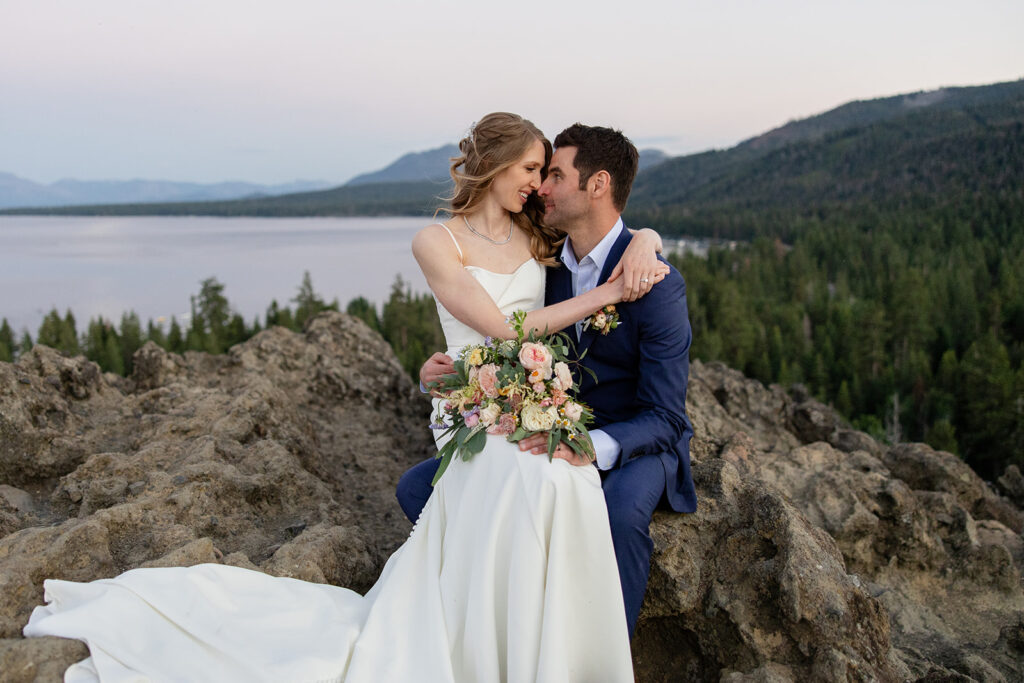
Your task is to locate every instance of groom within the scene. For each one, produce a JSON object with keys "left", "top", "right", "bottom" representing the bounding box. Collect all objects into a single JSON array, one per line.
[{"left": 398, "top": 123, "right": 696, "bottom": 637}]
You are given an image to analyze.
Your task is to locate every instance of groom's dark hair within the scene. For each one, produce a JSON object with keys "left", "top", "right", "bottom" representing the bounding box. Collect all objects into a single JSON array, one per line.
[{"left": 553, "top": 124, "right": 639, "bottom": 212}]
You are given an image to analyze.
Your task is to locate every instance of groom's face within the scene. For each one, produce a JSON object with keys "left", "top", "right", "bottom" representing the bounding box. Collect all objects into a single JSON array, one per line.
[{"left": 538, "top": 146, "right": 589, "bottom": 231}]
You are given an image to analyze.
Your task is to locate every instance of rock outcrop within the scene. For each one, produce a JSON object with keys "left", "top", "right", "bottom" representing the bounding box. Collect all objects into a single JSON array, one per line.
[{"left": 1, "top": 316, "right": 1021, "bottom": 682}]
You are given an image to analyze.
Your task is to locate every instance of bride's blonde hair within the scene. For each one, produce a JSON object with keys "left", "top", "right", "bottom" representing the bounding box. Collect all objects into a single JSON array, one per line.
[{"left": 440, "top": 112, "right": 563, "bottom": 266}]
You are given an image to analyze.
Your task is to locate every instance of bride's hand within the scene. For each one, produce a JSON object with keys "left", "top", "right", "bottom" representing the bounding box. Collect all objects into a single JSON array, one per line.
[{"left": 613, "top": 228, "right": 670, "bottom": 301}]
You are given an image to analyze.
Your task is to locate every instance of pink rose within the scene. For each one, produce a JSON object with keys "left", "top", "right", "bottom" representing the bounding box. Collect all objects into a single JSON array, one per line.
[
  {"left": 532, "top": 381, "right": 545, "bottom": 394},
  {"left": 551, "top": 388, "right": 568, "bottom": 406},
  {"left": 463, "top": 407, "right": 480, "bottom": 427},
  {"left": 519, "top": 342, "right": 553, "bottom": 376},
  {"left": 478, "top": 363, "right": 500, "bottom": 398},
  {"left": 554, "top": 362, "right": 573, "bottom": 391},
  {"left": 487, "top": 412, "right": 516, "bottom": 436}
]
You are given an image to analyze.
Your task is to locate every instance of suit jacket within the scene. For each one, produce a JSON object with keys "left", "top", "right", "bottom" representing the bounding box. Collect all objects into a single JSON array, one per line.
[{"left": 545, "top": 226, "right": 697, "bottom": 513}]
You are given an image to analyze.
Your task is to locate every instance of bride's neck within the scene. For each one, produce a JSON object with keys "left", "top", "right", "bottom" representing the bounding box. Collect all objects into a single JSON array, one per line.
[{"left": 464, "top": 201, "right": 511, "bottom": 238}]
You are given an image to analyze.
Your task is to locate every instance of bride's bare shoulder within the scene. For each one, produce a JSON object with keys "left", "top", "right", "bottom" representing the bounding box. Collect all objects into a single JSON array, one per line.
[{"left": 413, "top": 221, "right": 461, "bottom": 265}]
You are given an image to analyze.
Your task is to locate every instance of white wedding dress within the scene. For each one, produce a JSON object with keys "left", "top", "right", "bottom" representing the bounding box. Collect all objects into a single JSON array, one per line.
[{"left": 24, "top": 253, "right": 634, "bottom": 682}]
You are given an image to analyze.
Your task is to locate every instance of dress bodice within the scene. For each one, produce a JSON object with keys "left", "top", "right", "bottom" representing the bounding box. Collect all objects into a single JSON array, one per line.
[{"left": 435, "top": 259, "right": 546, "bottom": 356}]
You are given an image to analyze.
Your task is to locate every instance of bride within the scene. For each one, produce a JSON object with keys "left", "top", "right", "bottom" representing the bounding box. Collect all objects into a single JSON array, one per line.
[{"left": 23, "top": 112, "right": 665, "bottom": 682}]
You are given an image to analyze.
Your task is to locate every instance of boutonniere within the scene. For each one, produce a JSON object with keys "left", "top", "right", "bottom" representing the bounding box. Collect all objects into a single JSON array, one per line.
[{"left": 582, "top": 305, "right": 620, "bottom": 335}]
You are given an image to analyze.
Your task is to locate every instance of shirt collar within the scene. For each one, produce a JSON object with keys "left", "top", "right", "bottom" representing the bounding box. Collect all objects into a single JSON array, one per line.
[{"left": 559, "top": 217, "right": 624, "bottom": 272}]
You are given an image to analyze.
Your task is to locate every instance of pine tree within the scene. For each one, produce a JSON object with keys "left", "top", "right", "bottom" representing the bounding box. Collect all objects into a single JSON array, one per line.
[
  {"left": 957, "top": 332, "right": 1015, "bottom": 476},
  {"left": 190, "top": 277, "right": 232, "bottom": 353},
  {"left": 147, "top": 319, "right": 167, "bottom": 349},
  {"left": 167, "top": 318, "right": 184, "bottom": 353},
  {"left": 346, "top": 296, "right": 381, "bottom": 332},
  {"left": 19, "top": 331, "right": 32, "bottom": 356},
  {"left": 60, "top": 310, "right": 80, "bottom": 356},
  {"left": 120, "top": 312, "right": 143, "bottom": 375},
  {"left": 0, "top": 318, "right": 13, "bottom": 362},
  {"left": 103, "top": 333, "right": 125, "bottom": 375},
  {"left": 82, "top": 318, "right": 108, "bottom": 366},
  {"left": 836, "top": 380, "right": 853, "bottom": 417},
  {"left": 36, "top": 309, "right": 63, "bottom": 350},
  {"left": 293, "top": 271, "right": 328, "bottom": 328},
  {"left": 925, "top": 419, "right": 959, "bottom": 455}
]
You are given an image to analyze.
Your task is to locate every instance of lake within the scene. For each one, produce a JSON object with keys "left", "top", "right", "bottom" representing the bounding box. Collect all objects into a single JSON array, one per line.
[
  {"left": 0, "top": 216, "right": 431, "bottom": 335},
  {"left": 0, "top": 215, "right": 724, "bottom": 337}
]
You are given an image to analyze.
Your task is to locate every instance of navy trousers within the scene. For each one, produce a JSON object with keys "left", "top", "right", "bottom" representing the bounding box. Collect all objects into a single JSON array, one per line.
[{"left": 395, "top": 453, "right": 668, "bottom": 638}]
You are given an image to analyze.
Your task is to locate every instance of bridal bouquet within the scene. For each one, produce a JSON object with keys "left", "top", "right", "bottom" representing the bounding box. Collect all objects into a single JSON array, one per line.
[{"left": 427, "top": 310, "right": 595, "bottom": 484}]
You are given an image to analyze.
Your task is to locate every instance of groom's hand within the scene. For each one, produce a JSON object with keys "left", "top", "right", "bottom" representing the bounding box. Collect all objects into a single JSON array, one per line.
[
  {"left": 517, "top": 433, "right": 592, "bottom": 467},
  {"left": 420, "top": 352, "right": 455, "bottom": 394}
]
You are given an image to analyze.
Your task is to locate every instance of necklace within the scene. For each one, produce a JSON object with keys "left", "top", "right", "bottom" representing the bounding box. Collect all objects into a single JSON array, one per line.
[{"left": 463, "top": 215, "right": 513, "bottom": 245}]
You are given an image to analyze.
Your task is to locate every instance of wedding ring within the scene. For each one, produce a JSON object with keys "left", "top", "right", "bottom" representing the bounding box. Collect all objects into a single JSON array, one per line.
[{"left": 639, "top": 278, "right": 650, "bottom": 283}]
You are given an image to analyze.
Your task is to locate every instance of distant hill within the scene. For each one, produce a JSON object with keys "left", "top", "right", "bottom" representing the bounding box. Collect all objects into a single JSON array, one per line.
[
  {"left": 624, "top": 79, "right": 1024, "bottom": 238},
  {"left": 346, "top": 144, "right": 458, "bottom": 186},
  {"left": 345, "top": 143, "right": 669, "bottom": 187},
  {"left": 0, "top": 180, "right": 446, "bottom": 218},
  {"left": 0, "top": 173, "right": 332, "bottom": 210}
]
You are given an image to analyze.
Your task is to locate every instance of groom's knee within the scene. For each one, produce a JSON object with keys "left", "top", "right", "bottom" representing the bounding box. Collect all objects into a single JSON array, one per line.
[{"left": 395, "top": 459, "right": 439, "bottom": 524}]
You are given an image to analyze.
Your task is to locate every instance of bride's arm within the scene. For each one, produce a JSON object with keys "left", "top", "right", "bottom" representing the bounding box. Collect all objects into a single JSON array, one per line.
[
  {"left": 412, "top": 225, "right": 624, "bottom": 339},
  {"left": 613, "top": 228, "right": 670, "bottom": 302}
]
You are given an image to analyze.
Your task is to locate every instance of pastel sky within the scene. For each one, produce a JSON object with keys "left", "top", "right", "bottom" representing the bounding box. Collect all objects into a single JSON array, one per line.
[{"left": 2, "top": 0, "right": 1021, "bottom": 185}]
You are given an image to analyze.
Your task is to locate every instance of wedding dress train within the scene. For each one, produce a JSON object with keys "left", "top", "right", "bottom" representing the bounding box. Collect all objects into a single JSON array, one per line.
[{"left": 24, "top": 256, "right": 633, "bottom": 682}]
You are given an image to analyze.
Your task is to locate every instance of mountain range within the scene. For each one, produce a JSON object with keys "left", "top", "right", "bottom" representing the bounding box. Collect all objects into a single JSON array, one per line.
[
  {"left": 0, "top": 175, "right": 333, "bottom": 211},
  {"left": 344, "top": 144, "right": 669, "bottom": 186},
  {"left": 3, "top": 78, "right": 1020, "bottom": 221},
  {"left": 0, "top": 143, "right": 667, "bottom": 211}
]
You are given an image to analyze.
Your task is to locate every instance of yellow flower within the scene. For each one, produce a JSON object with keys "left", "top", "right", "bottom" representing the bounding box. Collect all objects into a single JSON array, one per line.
[{"left": 467, "top": 348, "right": 484, "bottom": 366}]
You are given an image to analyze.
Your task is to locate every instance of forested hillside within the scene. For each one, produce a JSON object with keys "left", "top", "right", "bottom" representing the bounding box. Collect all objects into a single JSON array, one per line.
[{"left": 642, "top": 81, "right": 1024, "bottom": 478}]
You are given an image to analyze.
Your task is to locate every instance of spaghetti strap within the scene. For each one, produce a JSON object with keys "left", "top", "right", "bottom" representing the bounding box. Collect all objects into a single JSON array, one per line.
[{"left": 433, "top": 223, "right": 464, "bottom": 262}]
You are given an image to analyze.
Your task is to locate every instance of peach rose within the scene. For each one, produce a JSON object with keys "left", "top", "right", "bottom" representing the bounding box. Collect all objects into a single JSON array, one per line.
[
  {"left": 554, "top": 362, "right": 573, "bottom": 391},
  {"left": 519, "top": 342, "right": 552, "bottom": 377},
  {"left": 478, "top": 363, "right": 500, "bottom": 398},
  {"left": 562, "top": 401, "right": 583, "bottom": 422}
]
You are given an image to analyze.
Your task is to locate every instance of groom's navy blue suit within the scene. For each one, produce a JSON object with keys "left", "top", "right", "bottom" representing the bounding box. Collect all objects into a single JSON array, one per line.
[{"left": 396, "top": 225, "right": 696, "bottom": 636}]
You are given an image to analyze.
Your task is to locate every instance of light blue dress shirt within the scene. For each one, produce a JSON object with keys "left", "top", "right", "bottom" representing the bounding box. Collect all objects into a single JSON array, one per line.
[{"left": 559, "top": 219, "right": 625, "bottom": 471}]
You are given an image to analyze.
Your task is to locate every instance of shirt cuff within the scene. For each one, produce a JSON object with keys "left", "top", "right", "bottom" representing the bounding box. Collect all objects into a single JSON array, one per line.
[
  {"left": 590, "top": 429, "right": 621, "bottom": 471},
  {"left": 419, "top": 381, "right": 429, "bottom": 394}
]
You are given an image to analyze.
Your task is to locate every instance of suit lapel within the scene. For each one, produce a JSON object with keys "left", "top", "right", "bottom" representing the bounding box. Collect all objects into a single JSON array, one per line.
[
  {"left": 546, "top": 261, "right": 575, "bottom": 336},
  {"left": 574, "top": 226, "right": 632, "bottom": 360}
]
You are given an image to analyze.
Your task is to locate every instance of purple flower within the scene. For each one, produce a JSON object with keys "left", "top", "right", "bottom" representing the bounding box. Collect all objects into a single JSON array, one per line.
[{"left": 484, "top": 336, "right": 494, "bottom": 348}]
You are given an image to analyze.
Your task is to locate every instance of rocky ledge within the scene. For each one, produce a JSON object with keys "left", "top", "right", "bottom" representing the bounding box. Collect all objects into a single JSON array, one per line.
[{"left": 1, "top": 312, "right": 1021, "bottom": 682}]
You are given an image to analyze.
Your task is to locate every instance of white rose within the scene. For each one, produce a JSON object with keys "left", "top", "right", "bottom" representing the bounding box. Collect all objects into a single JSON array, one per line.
[
  {"left": 562, "top": 401, "right": 583, "bottom": 422},
  {"left": 479, "top": 402, "right": 502, "bottom": 426},
  {"left": 521, "top": 403, "right": 556, "bottom": 432}
]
